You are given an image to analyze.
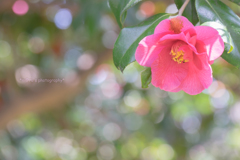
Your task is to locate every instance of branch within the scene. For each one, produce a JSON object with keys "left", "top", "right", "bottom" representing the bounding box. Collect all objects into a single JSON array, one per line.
[{"left": 178, "top": 0, "right": 190, "bottom": 16}]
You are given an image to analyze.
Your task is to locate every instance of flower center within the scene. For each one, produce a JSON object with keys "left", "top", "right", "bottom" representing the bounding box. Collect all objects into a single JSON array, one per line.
[
  {"left": 170, "top": 50, "right": 189, "bottom": 64},
  {"left": 170, "top": 42, "right": 189, "bottom": 64}
]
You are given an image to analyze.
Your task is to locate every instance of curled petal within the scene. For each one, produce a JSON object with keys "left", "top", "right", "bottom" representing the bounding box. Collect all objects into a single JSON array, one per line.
[
  {"left": 195, "top": 26, "right": 224, "bottom": 61},
  {"left": 160, "top": 32, "right": 187, "bottom": 43},
  {"left": 184, "top": 28, "right": 197, "bottom": 38},
  {"left": 159, "top": 32, "right": 198, "bottom": 54},
  {"left": 189, "top": 36, "right": 197, "bottom": 46},
  {"left": 195, "top": 40, "right": 206, "bottom": 54}
]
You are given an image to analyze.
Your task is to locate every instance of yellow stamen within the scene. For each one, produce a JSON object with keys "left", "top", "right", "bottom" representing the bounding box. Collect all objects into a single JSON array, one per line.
[{"left": 170, "top": 50, "right": 189, "bottom": 64}]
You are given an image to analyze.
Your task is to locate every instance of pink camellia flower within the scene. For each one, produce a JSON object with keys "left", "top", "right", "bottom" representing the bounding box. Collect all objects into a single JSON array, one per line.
[{"left": 135, "top": 16, "right": 224, "bottom": 95}]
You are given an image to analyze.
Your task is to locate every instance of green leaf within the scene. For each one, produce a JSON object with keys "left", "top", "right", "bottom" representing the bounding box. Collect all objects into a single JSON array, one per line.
[
  {"left": 113, "top": 13, "right": 170, "bottom": 72},
  {"left": 108, "top": 0, "right": 142, "bottom": 28},
  {"left": 201, "top": 21, "right": 233, "bottom": 53},
  {"left": 174, "top": 0, "right": 199, "bottom": 25},
  {"left": 196, "top": 0, "right": 240, "bottom": 68},
  {"left": 229, "top": 0, "right": 240, "bottom": 6},
  {"left": 141, "top": 67, "right": 152, "bottom": 88}
]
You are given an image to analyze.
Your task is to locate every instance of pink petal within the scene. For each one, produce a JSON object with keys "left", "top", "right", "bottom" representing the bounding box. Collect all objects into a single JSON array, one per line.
[
  {"left": 177, "top": 16, "right": 195, "bottom": 32},
  {"left": 160, "top": 32, "right": 187, "bottom": 42},
  {"left": 184, "top": 28, "right": 196, "bottom": 36},
  {"left": 195, "top": 40, "right": 206, "bottom": 54},
  {"left": 135, "top": 32, "right": 171, "bottom": 67},
  {"left": 189, "top": 36, "right": 197, "bottom": 46},
  {"left": 209, "top": 60, "right": 214, "bottom": 65},
  {"left": 170, "top": 87, "right": 182, "bottom": 92},
  {"left": 155, "top": 16, "right": 195, "bottom": 34},
  {"left": 195, "top": 26, "right": 224, "bottom": 61},
  {"left": 185, "top": 32, "right": 191, "bottom": 40},
  {"left": 180, "top": 54, "right": 212, "bottom": 95},
  {"left": 151, "top": 47, "right": 189, "bottom": 91},
  {"left": 154, "top": 19, "right": 173, "bottom": 34},
  {"left": 159, "top": 32, "right": 198, "bottom": 54}
]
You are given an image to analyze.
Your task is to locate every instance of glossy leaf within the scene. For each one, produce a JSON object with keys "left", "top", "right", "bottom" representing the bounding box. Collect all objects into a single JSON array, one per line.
[
  {"left": 113, "top": 13, "right": 170, "bottom": 72},
  {"left": 174, "top": 0, "right": 199, "bottom": 25},
  {"left": 201, "top": 21, "right": 233, "bottom": 53},
  {"left": 141, "top": 67, "right": 152, "bottom": 88},
  {"left": 196, "top": 0, "right": 240, "bottom": 68},
  {"left": 229, "top": 0, "right": 240, "bottom": 6},
  {"left": 108, "top": 0, "right": 142, "bottom": 28}
]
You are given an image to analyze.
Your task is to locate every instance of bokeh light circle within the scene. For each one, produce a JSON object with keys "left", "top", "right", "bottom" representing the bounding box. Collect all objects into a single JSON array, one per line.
[
  {"left": 12, "top": 0, "right": 29, "bottom": 16},
  {"left": 54, "top": 9, "right": 72, "bottom": 30},
  {"left": 28, "top": 37, "right": 45, "bottom": 53},
  {"left": 0, "top": 41, "right": 11, "bottom": 58}
]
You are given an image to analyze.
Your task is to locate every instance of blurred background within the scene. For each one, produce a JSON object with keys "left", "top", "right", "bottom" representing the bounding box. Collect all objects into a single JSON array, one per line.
[{"left": 0, "top": 0, "right": 240, "bottom": 160}]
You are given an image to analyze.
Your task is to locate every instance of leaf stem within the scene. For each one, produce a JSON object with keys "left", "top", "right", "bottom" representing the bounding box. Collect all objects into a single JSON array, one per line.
[{"left": 178, "top": 0, "right": 190, "bottom": 16}]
